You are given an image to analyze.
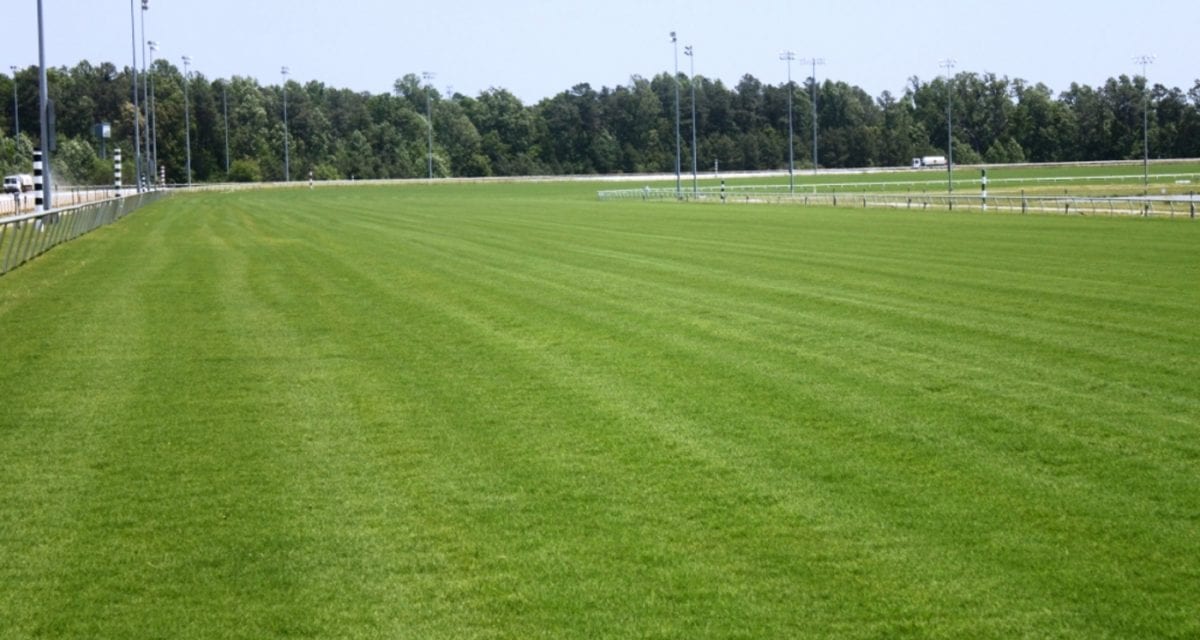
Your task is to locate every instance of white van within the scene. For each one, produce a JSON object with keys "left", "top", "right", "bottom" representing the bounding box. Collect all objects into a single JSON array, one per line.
[{"left": 3, "top": 174, "right": 34, "bottom": 193}]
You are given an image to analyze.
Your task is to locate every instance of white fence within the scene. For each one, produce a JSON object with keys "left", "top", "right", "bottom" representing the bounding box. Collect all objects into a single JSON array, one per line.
[
  {"left": 599, "top": 186, "right": 1200, "bottom": 219},
  {"left": 0, "top": 185, "right": 131, "bottom": 218},
  {"left": 0, "top": 191, "right": 169, "bottom": 276}
]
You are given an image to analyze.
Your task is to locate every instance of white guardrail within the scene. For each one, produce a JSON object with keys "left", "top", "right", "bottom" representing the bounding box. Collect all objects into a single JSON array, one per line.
[
  {"left": 599, "top": 186, "right": 1200, "bottom": 218},
  {"left": 0, "top": 190, "right": 170, "bottom": 276}
]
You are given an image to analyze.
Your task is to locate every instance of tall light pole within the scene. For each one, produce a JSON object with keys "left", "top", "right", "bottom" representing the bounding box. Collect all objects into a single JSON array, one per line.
[
  {"left": 671, "top": 32, "right": 681, "bottom": 199},
  {"left": 129, "top": 0, "right": 143, "bottom": 193},
  {"left": 684, "top": 45, "right": 697, "bottom": 197},
  {"left": 281, "top": 66, "right": 290, "bottom": 182},
  {"left": 147, "top": 40, "right": 158, "bottom": 180},
  {"left": 140, "top": 0, "right": 151, "bottom": 187},
  {"left": 1134, "top": 54, "right": 1155, "bottom": 194},
  {"left": 9, "top": 66, "right": 17, "bottom": 139},
  {"left": 780, "top": 50, "right": 796, "bottom": 193},
  {"left": 182, "top": 55, "right": 192, "bottom": 187},
  {"left": 423, "top": 71, "right": 435, "bottom": 179},
  {"left": 36, "top": 0, "right": 52, "bottom": 207},
  {"left": 221, "top": 79, "right": 230, "bottom": 175},
  {"left": 939, "top": 58, "right": 957, "bottom": 194},
  {"left": 801, "top": 57, "right": 825, "bottom": 174}
]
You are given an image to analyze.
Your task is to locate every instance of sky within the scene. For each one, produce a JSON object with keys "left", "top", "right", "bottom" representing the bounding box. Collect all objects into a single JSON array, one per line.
[{"left": 3, "top": 0, "right": 1198, "bottom": 103}]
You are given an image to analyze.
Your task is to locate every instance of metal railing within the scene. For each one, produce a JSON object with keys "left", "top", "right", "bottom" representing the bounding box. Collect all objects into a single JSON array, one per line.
[
  {"left": 0, "top": 185, "right": 136, "bottom": 217},
  {"left": 598, "top": 186, "right": 1200, "bottom": 218},
  {"left": 0, "top": 191, "right": 169, "bottom": 276}
]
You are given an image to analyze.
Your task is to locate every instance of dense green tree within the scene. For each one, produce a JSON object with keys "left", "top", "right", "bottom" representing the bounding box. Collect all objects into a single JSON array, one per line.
[{"left": 3, "top": 61, "right": 1198, "bottom": 185}]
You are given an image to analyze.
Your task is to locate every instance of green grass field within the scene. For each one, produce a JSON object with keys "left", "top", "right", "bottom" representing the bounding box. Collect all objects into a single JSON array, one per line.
[{"left": 2, "top": 182, "right": 1198, "bottom": 638}]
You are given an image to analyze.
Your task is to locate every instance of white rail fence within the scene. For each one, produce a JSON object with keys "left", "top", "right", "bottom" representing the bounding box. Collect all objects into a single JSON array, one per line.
[
  {"left": 599, "top": 187, "right": 1199, "bottom": 218},
  {"left": 0, "top": 185, "right": 133, "bottom": 217},
  {"left": 0, "top": 191, "right": 170, "bottom": 276}
]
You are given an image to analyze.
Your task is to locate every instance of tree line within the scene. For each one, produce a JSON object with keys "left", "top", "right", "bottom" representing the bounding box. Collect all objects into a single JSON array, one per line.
[{"left": 2, "top": 60, "right": 1199, "bottom": 185}]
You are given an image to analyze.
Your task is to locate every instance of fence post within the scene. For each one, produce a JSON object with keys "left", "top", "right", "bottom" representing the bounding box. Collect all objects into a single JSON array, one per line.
[
  {"left": 114, "top": 148, "right": 122, "bottom": 197},
  {"left": 1191, "top": 192, "right": 1195, "bottom": 220},
  {"left": 1021, "top": 190, "right": 1027, "bottom": 214},
  {"left": 33, "top": 148, "right": 45, "bottom": 213},
  {"left": 981, "top": 168, "right": 988, "bottom": 212}
]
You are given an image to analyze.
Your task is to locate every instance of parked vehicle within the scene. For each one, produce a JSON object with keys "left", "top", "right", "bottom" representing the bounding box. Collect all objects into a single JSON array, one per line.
[
  {"left": 3, "top": 174, "right": 34, "bottom": 193},
  {"left": 911, "top": 156, "right": 948, "bottom": 169}
]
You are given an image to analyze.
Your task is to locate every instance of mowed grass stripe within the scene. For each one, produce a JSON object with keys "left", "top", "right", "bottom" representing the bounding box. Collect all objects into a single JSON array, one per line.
[
  {"left": 211, "top": 187, "right": 1195, "bottom": 629},
  {"left": 194, "top": 192, "right": 916, "bottom": 629},
  {"left": 236, "top": 187, "right": 1200, "bottom": 629},
  {"left": 222, "top": 195, "right": 983, "bottom": 634},
  {"left": 1, "top": 184, "right": 1198, "bottom": 638},
  {"left": 338, "top": 196, "right": 1195, "bottom": 443}
]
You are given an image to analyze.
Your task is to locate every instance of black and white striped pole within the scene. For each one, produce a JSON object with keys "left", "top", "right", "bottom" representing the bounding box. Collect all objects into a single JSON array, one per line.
[
  {"left": 114, "top": 148, "right": 122, "bottom": 197},
  {"left": 981, "top": 168, "right": 988, "bottom": 212},
  {"left": 33, "top": 147, "right": 45, "bottom": 212}
]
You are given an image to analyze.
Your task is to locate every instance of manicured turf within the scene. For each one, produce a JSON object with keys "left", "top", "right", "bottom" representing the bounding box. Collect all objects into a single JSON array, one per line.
[{"left": 1, "top": 183, "right": 1198, "bottom": 638}]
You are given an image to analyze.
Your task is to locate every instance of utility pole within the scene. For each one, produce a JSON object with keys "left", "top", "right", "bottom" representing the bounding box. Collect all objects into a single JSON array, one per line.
[
  {"left": 183, "top": 56, "right": 192, "bottom": 186},
  {"left": 684, "top": 45, "right": 697, "bottom": 198},
  {"left": 1134, "top": 54, "right": 1156, "bottom": 195},
  {"left": 221, "top": 80, "right": 230, "bottom": 175},
  {"left": 939, "top": 58, "right": 957, "bottom": 195},
  {"left": 128, "top": 0, "right": 142, "bottom": 193},
  {"left": 671, "top": 32, "right": 681, "bottom": 199},
  {"left": 9, "top": 66, "right": 17, "bottom": 139},
  {"left": 281, "top": 66, "right": 290, "bottom": 182},
  {"left": 148, "top": 41, "right": 158, "bottom": 182},
  {"left": 801, "top": 57, "right": 825, "bottom": 174},
  {"left": 423, "top": 71, "right": 435, "bottom": 180},
  {"left": 141, "top": 0, "right": 151, "bottom": 187},
  {"left": 780, "top": 51, "right": 796, "bottom": 193},
  {"left": 36, "top": 0, "right": 52, "bottom": 208}
]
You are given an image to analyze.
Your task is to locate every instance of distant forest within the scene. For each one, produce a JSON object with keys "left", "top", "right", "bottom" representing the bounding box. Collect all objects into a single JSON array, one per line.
[{"left": 2, "top": 60, "right": 1199, "bottom": 184}]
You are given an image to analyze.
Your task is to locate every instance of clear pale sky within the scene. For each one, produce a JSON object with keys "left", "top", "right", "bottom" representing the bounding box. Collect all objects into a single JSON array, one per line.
[{"left": 3, "top": 0, "right": 1197, "bottom": 103}]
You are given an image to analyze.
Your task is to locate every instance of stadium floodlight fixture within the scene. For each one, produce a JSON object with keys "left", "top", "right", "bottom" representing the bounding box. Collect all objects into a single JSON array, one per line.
[
  {"left": 423, "top": 71, "right": 435, "bottom": 179},
  {"left": 800, "top": 57, "right": 825, "bottom": 175},
  {"left": 282, "top": 66, "right": 290, "bottom": 182},
  {"left": 672, "top": 32, "right": 681, "bottom": 199},
  {"left": 183, "top": 55, "right": 193, "bottom": 186},
  {"left": 779, "top": 51, "right": 796, "bottom": 193},
  {"left": 939, "top": 58, "right": 957, "bottom": 194},
  {"left": 684, "top": 45, "right": 697, "bottom": 197},
  {"left": 1133, "top": 54, "right": 1156, "bottom": 194}
]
